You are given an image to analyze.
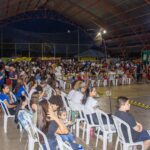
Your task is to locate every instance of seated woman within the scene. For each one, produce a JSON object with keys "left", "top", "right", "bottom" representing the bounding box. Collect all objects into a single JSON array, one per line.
[
  {"left": 82, "top": 86, "right": 113, "bottom": 125},
  {"left": 14, "top": 78, "right": 27, "bottom": 101},
  {"left": 115, "top": 96, "right": 150, "bottom": 150},
  {"left": 38, "top": 96, "right": 66, "bottom": 150},
  {"left": 0, "top": 84, "right": 17, "bottom": 115},
  {"left": 82, "top": 86, "right": 99, "bottom": 124}
]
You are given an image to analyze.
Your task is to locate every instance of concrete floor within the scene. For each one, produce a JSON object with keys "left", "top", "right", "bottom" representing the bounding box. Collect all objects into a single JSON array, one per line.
[{"left": 0, "top": 83, "right": 150, "bottom": 150}]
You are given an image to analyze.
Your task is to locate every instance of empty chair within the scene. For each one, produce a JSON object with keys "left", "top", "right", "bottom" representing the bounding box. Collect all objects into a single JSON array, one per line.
[
  {"left": 95, "top": 110, "right": 116, "bottom": 150},
  {"left": 82, "top": 109, "right": 101, "bottom": 145}
]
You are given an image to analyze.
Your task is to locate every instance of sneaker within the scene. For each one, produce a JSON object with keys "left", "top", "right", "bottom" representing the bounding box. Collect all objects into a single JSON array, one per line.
[{"left": 78, "top": 144, "right": 84, "bottom": 150}]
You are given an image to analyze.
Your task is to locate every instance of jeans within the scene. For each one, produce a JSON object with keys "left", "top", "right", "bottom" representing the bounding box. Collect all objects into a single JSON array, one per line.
[
  {"left": 43, "top": 139, "right": 57, "bottom": 150},
  {"left": 60, "top": 133, "right": 75, "bottom": 143}
]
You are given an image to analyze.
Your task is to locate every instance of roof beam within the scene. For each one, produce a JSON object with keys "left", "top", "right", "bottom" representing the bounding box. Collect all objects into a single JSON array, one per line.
[
  {"left": 34, "top": 0, "right": 43, "bottom": 9},
  {"left": 25, "top": 0, "right": 33, "bottom": 11},
  {"left": 71, "top": 0, "right": 99, "bottom": 17},
  {"left": 65, "top": 0, "right": 108, "bottom": 29},
  {"left": 5, "top": 0, "right": 10, "bottom": 17},
  {"left": 107, "top": 44, "right": 150, "bottom": 50},
  {"left": 16, "top": 0, "right": 23, "bottom": 14},
  {"left": 106, "top": 33, "right": 150, "bottom": 44}
]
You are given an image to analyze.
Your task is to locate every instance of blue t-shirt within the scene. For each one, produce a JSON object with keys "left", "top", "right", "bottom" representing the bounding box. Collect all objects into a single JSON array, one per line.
[
  {"left": 0, "top": 93, "right": 10, "bottom": 103},
  {"left": 15, "top": 86, "right": 26, "bottom": 100},
  {"left": 0, "top": 93, "right": 11, "bottom": 112},
  {"left": 115, "top": 110, "right": 140, "bottom": 142},
  {"left": 9, "top": 71, "right": 16, "bottom": 78}
]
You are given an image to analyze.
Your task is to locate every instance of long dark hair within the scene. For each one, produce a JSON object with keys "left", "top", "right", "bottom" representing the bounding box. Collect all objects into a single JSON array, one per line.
[
  {"left": 37, "top": 99, "right": 49, "bottom": 133},
  {"left": 82, "top": 86, "right": 95, "bottom": 105}
]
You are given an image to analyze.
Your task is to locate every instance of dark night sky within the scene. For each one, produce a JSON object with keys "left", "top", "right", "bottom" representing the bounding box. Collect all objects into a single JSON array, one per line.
[
  {"left": 6, "top": 19, "right": 77, "bottom": 33},
  {"left": 0, "top": 10, "right": 100, "bottom": 57}
]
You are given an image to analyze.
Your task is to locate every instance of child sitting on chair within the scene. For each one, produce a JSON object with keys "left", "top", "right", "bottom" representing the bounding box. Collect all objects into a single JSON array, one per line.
[{"left": 58, "top": 108, "right": 84, "bottom": 150}]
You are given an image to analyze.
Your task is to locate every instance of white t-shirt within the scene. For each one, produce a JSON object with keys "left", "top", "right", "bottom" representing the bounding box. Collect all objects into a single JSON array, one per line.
[
  {"left": 84, "top": 97, "right": 98, "bottom": 114},
  {"left": 70, "top": 91, "right": 83, "bottom": 104},
  {"left": 67, "top": 89, "right": 76, "bottom": 100},
  {"left": 55, "top": 66, "right": 62, "bottom": 74}
]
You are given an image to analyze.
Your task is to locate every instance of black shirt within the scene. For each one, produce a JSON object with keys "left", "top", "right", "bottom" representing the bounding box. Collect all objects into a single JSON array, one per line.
[
  {"left": 47, "top": 120, "right": 58, "bottom": 140},
  {"left": 115, "top": 110, "right": 140, "bottom": 142}
]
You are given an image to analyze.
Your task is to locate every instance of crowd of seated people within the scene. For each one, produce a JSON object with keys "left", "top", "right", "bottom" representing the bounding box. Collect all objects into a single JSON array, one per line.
[{"left": 0, "top": 59, "right": 149, "bottom": 150}]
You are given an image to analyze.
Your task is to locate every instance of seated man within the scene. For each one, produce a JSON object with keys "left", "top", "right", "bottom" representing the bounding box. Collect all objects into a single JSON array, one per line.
[
  {"left": 0, "top": 84, "right": 17, "bottom": 115},
  {"left": 115, "top": 96, "right": 150, "bottom": 150}
]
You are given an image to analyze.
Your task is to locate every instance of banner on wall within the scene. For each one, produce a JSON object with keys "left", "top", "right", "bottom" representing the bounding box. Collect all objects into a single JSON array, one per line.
[
  {"left": 142, "top": 50, "right": 150, "bottom": 64},
  {"left": 12, "top": 57, "right": 32, "bottom": 62},
  {"left": 40, "top": 57, "right": 61, "bottom": 61},
  {"left": 79, "top": 57, "right": 97, "bottom": 61}
]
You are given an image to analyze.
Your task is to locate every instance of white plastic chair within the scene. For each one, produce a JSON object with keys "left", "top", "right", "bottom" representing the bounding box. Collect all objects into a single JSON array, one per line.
[
  {"left": 27, "top": 126, "right": 50, "bottom": 150},
  {"left": 61, "top": 91, "right": 71, "bottom": 121},
  {"left": 82, "top": 109, "right": 102, "bottom": 145},
  {"left": 55, "top": 134, "right": 73, "bottom": 150},
  {"left": 9, "top": 91, "right": 17, "bottom": 103},
  {"left": 95, "top": 110, "right": 116, "bottom": 150},
  {"left": 19, "top": 113, "right": 50, "bottom": 150},
  {"left": 68, "top": 101, "right": 86, "bottom": 138},
  {"left": 36, "top": 127, "right": 50, "bottom": 150},
  {"left": 0, "top": 99, "right": 15, "bottom": 133},
  {"left": 112, "top": 115, "right": 144, "bottom": 150}
]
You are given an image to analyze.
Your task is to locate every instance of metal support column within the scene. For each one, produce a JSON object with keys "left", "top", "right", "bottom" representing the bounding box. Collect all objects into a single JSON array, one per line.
[
  {"left": 28, "top": 43, "right": 30, "bottom": 58},
  {"left": 1, "top": 28, "right": 3, "bottom": 57},
  {"left": 77, "top": 28, "right": 80, "bottom": 61},
  {"left": 15, "top": 43, "right": 17, "bottom": 57}
]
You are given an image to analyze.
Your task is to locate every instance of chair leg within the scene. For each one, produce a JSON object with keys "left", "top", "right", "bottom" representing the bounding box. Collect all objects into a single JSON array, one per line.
[
  {"left": 115, "top": 136, "right": 119, "bottom": 150},
  {"left": 95, "top": 129, "right": 100, "bottom": 147},
  {"left": 103, "top": 134, "right": 108, "bottom": 150},
  {"left": 76, "top": 120, "right": 80, "bottom": 137},
  {"left": 82, "top": 122, "right": 86, "bottom": 140},
  {"left": 123, "top": 145, "right": 128, "bottom": 150},
  {"left": 28, "top": 137, "right": 34, "bottom": 150},
  {"left": 4, "top": 115, "right": 8, "bottom": 133},
  {"left": 108, "top": 133, "right": 113, "bottom": 143},
  {"left": 120, "top": 143, "right": 123, "bottom": 150},
  {"left": 86, "top": 126, "right": 90, "bottom": 145}
]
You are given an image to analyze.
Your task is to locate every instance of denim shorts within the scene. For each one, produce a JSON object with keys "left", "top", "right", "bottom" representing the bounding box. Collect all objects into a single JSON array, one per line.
[{"left": 135, "top": 130, "right": 150, "bottom": 142}]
